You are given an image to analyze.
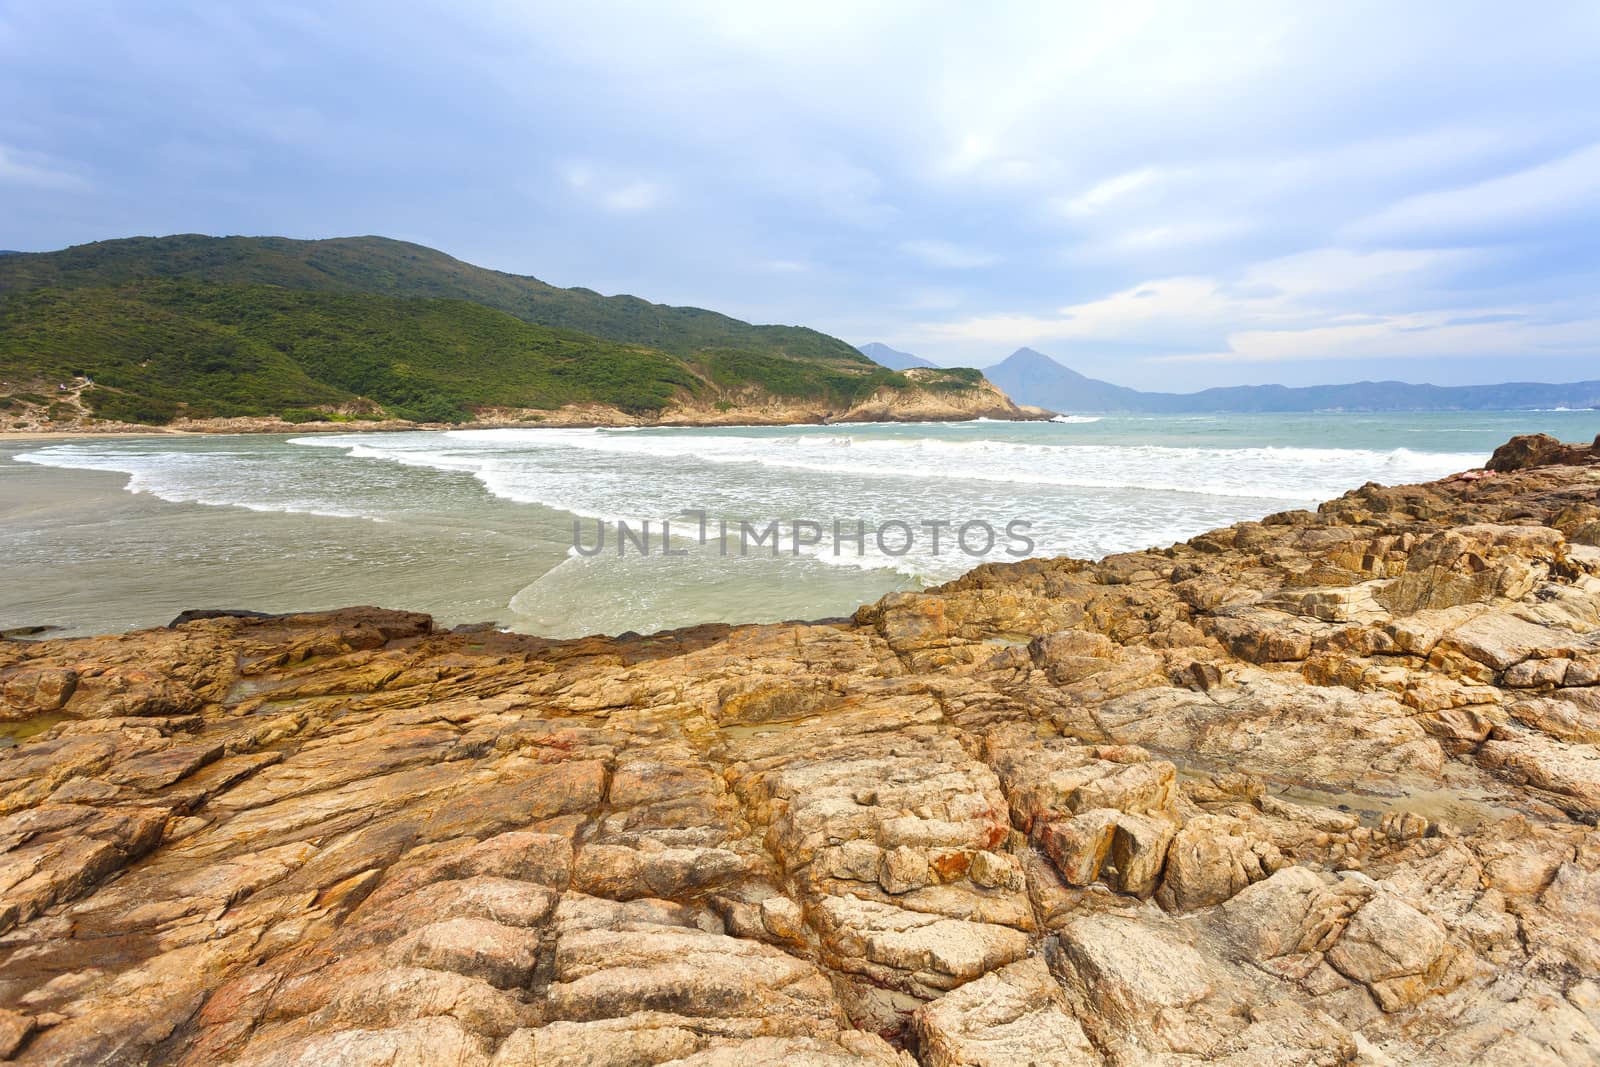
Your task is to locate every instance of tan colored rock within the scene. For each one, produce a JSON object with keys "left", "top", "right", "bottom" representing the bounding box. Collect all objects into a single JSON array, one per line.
[
  {"left": 546, "top": 921, "right": 836, "bottom": 1023},
  {"left": 392, "top": 917, "right": 541, "bottom": 989},
  {"left": 237, "top": 1020, "right": 492, "bottom": 1066},
  {"left": 0, "top": 668, "right": 78, "bottom": 717},
  {"left": 0, "top": 1009, "right": 36, "bottom": 1059},
  {"left": 1509, "top": 693, "right": 1600, "bottom": 743},
  {"left": 1486, "top": 432, "right": 1592, "bottom": 471},
  {"left": 1215, "top": 866, "right": 1364, "bottom": 961},
  {"left": 1207, "top": 614, "right": 1315, "bottom": 663},
  {"left": 912, "top": 957, "right": 1099, "bottom": 1066},
  {"left": 490, "top": 1019, "right": 700, "bottom": 1067},
  {"left": 1479, "top": 732, "right": 1600, "bottom": 818},
  {"left": 1110, "top": 811, "right": 1179, "bottom": 897},
  {"left": 811, "top": 895, "right": 1029, "bottom": 995},
  {"left": 1157, "top": 815, "right": 1281, "bottom": 912},
  {"left": 572, "top": 843, "right": 749, "bottom": 901},
  {"left": 1049, "top": 911, "right": 1213, "bottom": 1032},
  {"left": 1324, "top": 889, "right": 1460, "bottom": 1011},
  {"left": 1038, "top": 809, "right": 1119, "bottom": 886},
  {"left": 879, "top": 845, "right": 932, "bottom": 894}
]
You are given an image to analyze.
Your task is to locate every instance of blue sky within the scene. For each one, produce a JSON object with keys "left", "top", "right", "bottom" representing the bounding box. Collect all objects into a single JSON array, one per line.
[{"left": 3, "top": 1, "right": 1598, "bottom": 389}]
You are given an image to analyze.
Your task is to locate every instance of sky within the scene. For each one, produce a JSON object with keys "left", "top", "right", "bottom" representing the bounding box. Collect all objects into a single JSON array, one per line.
[{"left": 3, "top": 1, "right": 1599, "bottom": 390}]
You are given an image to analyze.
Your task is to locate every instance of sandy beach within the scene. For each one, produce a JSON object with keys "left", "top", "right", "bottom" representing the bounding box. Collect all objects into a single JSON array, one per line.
[
  {"left": 0, "top": 430, "right": 186, "bottom": 441},
  {"left": 0, "top": 441, "right": 576, "bottom": 637}
]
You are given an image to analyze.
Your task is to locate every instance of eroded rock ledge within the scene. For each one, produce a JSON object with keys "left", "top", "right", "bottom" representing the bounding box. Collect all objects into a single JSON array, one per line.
[{"left": 2, "top": 438, "right": 1600, "bottom": 1065}]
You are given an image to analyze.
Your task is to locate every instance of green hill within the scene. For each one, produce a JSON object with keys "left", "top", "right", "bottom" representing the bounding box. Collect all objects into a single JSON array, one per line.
[
  {"left": 0, "top": 281, "right": 718, "bottom": 423},
  {"left": 0, "top": 235, "right": 977, "bottom": 426},
  {"left": 0, "top": 234, "right": 870, "bottom": 365}
]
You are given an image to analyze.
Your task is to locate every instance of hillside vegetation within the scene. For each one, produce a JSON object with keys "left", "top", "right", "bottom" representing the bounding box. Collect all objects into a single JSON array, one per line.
[
  {"left": 0, "top": 235, "right": 988, "bottom": 426},
  {"left": 0, "top": 234, "right": 869, "bottom": 364},
  {"left": 0, "top": 282, "right": 719, "bottom": 423}
]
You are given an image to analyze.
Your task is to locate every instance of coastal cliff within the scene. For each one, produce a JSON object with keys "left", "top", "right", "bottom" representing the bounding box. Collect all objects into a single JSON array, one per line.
[
  {"left": 0, "top": 366, "right": 1044, "bottom": 436},
  {"left": 1, "top": 434, "right": 1599, "bottom": 1064}
]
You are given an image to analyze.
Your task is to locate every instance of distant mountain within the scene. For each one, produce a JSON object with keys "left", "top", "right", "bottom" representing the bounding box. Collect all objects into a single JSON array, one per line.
[
  {"left": 986, "top": 347, "right": 1600, "bottom": 414},
  {"left": 0, "top": 235, "right": 1018, "bottom": 426},
  {"left": 985, "top": 348, "right": 1146, "bottom": 411},
  {"left": 858, "top": 342, "right": 938, "bottom": 370}
]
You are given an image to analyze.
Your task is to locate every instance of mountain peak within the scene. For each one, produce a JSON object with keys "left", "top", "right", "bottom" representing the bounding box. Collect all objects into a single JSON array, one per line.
[
  {"left": 985, "top": 348, "right": 1142, "bottom": 411},
  {"left": 995, "top": 347, "right": 1097, "bottom": 384},
  {"left": 858, "top": 342, "right": 936, "bottom": 370},
  {"left": 1005, "top": 346, "right": 1053, "bottom": 362}
]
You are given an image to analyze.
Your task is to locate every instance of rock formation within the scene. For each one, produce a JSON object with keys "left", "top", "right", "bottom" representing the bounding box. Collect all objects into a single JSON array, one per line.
[
  {"left": 1, "top": 439, "right": 1599, "bottom": 1064},
  {"left": 0, "top": 369, "right": 1049, "bottom": 437}
]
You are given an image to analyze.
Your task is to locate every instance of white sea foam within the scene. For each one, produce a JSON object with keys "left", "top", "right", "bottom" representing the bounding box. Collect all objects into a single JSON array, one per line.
[
  {"left": 428, "top": 428, "right": 1481, "bottom": 502},
  {"left": 14, "top": 445, "right": 375, "bottom": 520},
  {"left": 265, "top": 426, "right": 1486, "bottom": 581},
  {"left": 14, "top": 422, "right": 1490, "bottom": 587},
  {"left": 7, "top": 417, "right": 1536, "bottom": 638}
]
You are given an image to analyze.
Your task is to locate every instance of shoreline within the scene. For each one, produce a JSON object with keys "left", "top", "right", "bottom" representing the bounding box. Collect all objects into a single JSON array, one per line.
[
  {"left": 0, "top": 411, "right": 1058, "bottom": 441},
  {"left": 4, "top": 427, "right": 1591, "bottom": 642},
  {"left": 0, "top": 429, "right": 193, "bottom": 442},
  {"left": 0, "top": 374, "right": 1056, "bottom": 439},
  {"left": 0, "top": 436, "right": 1598, "bottom": 1061},
  {"left": 3, "top": 405, "right": 1592, "bottom": 442}
]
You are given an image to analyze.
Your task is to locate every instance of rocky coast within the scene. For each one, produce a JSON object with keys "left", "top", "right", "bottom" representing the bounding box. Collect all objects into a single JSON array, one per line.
[
  {"left": 0, "top": 369, "right": 1049, "bottom": 439},
  {"left": 1, "top": 433, "right": 1599, "bottom": 1065}
]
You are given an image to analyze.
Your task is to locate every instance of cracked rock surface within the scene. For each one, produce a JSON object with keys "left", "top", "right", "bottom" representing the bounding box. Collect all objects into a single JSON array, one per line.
[{"left": 2, "top": 439, "right": 1600, "bottom": 1064}]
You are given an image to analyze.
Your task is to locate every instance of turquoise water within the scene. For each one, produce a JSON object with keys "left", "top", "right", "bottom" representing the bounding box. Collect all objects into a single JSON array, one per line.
[{"left": 4, "top": 411, "right": 1596, "bottom": 638}]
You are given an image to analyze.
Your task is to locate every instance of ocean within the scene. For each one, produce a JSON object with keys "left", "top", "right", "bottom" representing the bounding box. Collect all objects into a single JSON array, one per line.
[{"left": 4, "top": 411, "right": 1596, "bottom": 638}]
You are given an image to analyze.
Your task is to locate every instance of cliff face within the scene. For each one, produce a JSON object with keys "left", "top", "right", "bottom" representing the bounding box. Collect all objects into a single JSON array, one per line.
[
  {"left": 477, "top": 368, "right": 1044, "bottom": 427},
  {"left": 0, "top": 370, "right": 1043, "bottom": 434},
  {"left": 828, "top": 368, "right": 1050, "bottom": 423},
  {"left": 1, "top": 439, "right": 1599, "bottom": 1064}
]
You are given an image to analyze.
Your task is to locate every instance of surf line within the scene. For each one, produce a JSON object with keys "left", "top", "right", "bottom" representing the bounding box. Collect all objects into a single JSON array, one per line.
[{"left": 571, "top": 510, "right": 1035, "bottom": 559}]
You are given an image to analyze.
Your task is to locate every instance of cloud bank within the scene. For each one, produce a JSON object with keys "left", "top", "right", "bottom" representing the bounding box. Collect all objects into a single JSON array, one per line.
[{"left": 2, "top": 1, "right": 1597, "bottom": 387}]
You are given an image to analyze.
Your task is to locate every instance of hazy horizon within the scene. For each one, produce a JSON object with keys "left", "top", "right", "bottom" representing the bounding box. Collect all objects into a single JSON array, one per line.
[{"left": 858, "top": 342, "right": 1600, "bottom": 387}]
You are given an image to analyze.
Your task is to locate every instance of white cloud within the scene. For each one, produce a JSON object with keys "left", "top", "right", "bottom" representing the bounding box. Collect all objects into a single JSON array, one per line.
[
  {"left": 560, "top": 160, "right": 665, "bottom": 213},
  {"left": 903, "top": 244, "right": 1595, "bottom": 367},
  {"left": 0, "top": 144, "right": 87, "bottom": 190},
  {"left": 1347, "top": 142, "right": 1600, "bottom": 242},
  {"left": 900, "top": 239, "right": 999, "bottom": 269},
  {"left": 561, "top": 161, "right": 593, "bottom": 190},
  {"left": 1057, "top": 167, "right": 1162, "bottom": 217},
  {"left": 1161, "top": 313, "right": 1600, "bottom": 364},
  {"left": 737, "top": 149, "right": 894, "bottom": 229},
  {"left": 10, "top": 0, "right": 1600, "bottom": 387},
  {"left": 1108, "top": 219, "right": 1248, "bottom": 251},
  {"left": 1240, "top": 247, "right": 1465, "bottom": 296},
  {"left": 910, "top": 272, "right": 1291, "bottom": 348},
  {"left": 602, "top": 180, "right": 662, "bottom": 213}
]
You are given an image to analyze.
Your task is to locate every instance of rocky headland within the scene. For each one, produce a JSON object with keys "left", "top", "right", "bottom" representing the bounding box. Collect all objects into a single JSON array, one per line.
[
  {"left": 0, "top": 368, "right": 1048, "bottom": 438},
  {"left": 1, "top": 434, "right": 1599, "bottom": 1065}
]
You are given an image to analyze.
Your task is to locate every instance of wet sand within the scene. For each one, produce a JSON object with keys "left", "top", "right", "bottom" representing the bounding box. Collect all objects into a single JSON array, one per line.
[
  {"left": 0, "top": 430, "right": 183, "bottom": 441},
  {"left": 0, "top": 439, "right": 908, "bottom": 639},
  {"left": 0, "top": 446, "right": 575, "bottom": 637}
]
